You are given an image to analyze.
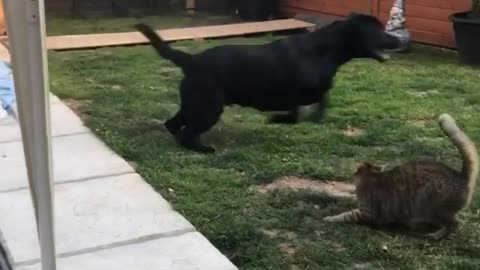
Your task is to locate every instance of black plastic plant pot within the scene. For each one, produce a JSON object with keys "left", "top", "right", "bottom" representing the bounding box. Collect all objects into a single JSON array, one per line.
[{"left": 451, "top": 11, "right": 480, "bottom": 67}]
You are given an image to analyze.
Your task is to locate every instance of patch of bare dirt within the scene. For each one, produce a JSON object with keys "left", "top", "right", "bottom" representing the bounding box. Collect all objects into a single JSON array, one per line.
[
  {"left": 406, "top": 90, "right": 440, "bottom": 97},
  {"left": 65, "top": 99, "right": 90, "bottom": 121},
  {"left": 353, "top": 263, "right": 372, "bottom": 269},
  {"left": 416, "top": 137, "right": 444, "bottom": 143},
  {"left": 111, "top": 85, "right": 123, "bottom": 91},
  {"left": 326, "top": 240, "right": 347, "bottom": 252},
  {"left": 254, "top": 177, "right": 355, "bottom": 199},
  {"left": 262, "top": 229, "right": 299, "bottom": 257},
  {"left": 342, "top": 126, "right": 366, "bottom": 137},
  {"left": 279, "top": 242, "right": 297, "bottom": 256},
  {"left": 261, "top": 229, "right": 297, "bottom": 240},
  {"left": 408, "top": 120, "right": 428, "bottom": 128}
]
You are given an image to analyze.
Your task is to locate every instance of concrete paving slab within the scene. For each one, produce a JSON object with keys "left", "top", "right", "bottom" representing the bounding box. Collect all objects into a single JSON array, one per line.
[
  {"left": 0, "top": 86, "right": 237, "bottom": 269},
  {"left": 49, "top": 94, "right": 61, "bottom": 104},
  {"left": 0, "top": 101, "right": 88, "bottom": 143},
  {"left": 0, "top": 116, "right": 18, "bottom": 143},
  {"left": 18, "top": 232, "right": 236, "bottom": 270},
  {"left": 0, "top": 174, "right": 195, "bottom": 265},
  {"left": 0, "top": 133, "right": 134, "bottom": 191}
]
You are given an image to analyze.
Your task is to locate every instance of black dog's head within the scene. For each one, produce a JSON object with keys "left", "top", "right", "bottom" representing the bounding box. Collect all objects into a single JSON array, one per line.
[{"left": 324, "top": 13, "right": 401, "bottom": 62}]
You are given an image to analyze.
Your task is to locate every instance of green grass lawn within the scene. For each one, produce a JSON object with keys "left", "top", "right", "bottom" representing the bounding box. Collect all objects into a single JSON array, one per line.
[{"left": 47, "top": 15, "right": 480, "bottom": 270}]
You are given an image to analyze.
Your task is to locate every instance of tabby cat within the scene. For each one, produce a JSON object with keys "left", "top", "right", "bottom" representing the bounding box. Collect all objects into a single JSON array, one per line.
[{"left": 324, "top": 113, "right": 479, "bottom": 240}]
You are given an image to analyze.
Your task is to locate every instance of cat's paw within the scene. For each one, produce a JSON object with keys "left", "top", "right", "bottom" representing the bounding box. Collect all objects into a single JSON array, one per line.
[
  {"left": 427, "top": 229, "right": 449, "bottom": 241},
  {"left": 427, "top": 232, "right": 443, "bottom": 241},
  {"left": 323, "top": 216, "right": 336, "bottom": 222}
]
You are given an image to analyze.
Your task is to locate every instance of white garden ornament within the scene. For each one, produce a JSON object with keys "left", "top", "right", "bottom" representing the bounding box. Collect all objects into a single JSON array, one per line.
[{"left": 385, "top": 0, "right": 411, "bottom": 52}]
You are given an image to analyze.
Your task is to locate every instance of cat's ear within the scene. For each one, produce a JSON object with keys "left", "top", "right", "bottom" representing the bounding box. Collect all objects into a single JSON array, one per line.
[
  {"left": 356, "top": 162, "right": 372, "bottom": 171},
  {"left": 355, "top": 162, "right": 364, "bottom": 171},
  {"left": 356, "top": 162, "right": 381, "bottom": 173},
  {"left": 379, "top": 164, "right": 388, "bottom": 172}
]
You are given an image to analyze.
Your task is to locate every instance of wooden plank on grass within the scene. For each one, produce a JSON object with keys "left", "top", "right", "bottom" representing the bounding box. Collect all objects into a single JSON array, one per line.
[{"left": 44, "top": 19, "right": 314, "bottom": 51}]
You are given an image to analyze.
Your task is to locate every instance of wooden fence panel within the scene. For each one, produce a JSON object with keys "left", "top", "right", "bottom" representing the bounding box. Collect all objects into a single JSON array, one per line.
[
  {"left": 43, "top": 0, "right": 235, "bottom": 16},
  {"left": 280, "top": 0, "right": 472, "bottom": 48},
  {"left": 72, "top": 0, "right": 113, "bottom": 16},
  {"left": 280, "top": 0, "right": 373, "bottom": 17},
  {"left": 45, "top": 0, "right": 75, "bottom": 15}
]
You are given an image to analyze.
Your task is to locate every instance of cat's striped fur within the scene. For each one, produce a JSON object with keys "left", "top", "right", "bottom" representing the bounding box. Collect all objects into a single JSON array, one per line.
[{"left": 324, "top": 113, "right": 478, "bottom": 240}]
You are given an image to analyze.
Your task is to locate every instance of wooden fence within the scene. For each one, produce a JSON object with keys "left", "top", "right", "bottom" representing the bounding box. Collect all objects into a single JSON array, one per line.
[
  {"left": 279, "top": 0, "right": 472, "bottom": 48},
  {"left": 45, "top": 0, "right": 235, "bottom": 17}
]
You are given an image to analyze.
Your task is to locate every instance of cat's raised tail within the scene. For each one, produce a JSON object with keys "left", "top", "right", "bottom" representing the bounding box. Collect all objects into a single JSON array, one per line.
[{"left": 438, "top": 113, "right": 479, "bottom": 206}]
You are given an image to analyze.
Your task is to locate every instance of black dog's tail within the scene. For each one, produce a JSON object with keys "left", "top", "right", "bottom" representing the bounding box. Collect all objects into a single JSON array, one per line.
[{"left": 135, "top": 23, "right": 193, "bottom": 70}]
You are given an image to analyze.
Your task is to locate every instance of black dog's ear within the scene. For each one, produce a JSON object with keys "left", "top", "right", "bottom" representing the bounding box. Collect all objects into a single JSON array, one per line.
[
  {"left": 346, "top": 13, "right": 384, "bottom": 28},
  {"left": 347, "top": 12, "right": 362, "bottom": 18},
  {"left": 328, "top": 20, "right": 344, "bottom": 27}
]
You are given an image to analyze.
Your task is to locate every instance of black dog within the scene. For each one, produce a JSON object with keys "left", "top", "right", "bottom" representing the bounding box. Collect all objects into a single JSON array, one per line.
[{"left": 135, "top": 14, "right": 400, "bottom": 153}]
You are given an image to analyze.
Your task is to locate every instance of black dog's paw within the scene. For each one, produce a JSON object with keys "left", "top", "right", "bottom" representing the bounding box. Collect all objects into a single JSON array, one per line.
[
  {"left": 188, "top": 144, "right": 215, "bottom": 154},
  {"left": 301, "top": 112, "right": 326, "bottom": 124},
  {"left": 164, "top": 120, "right": 182, "bottom": 136},
  {"left": 297, "top": 104, "right": 327, "bottom": 124},
  {"left": 134, "top": 23, "right": 153, "bottom": 33},
  {"left": 266, "top": 113, "right": 298, "bottom": 125},
  {"left": 199, "top": 145, "right": 216, "bottom": 153},
  {"left": 179, "top": 139, "right": 216, "bottom": 154}
]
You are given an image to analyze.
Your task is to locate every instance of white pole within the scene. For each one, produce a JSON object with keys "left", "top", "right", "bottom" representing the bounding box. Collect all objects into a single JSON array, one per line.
[{"left": 2, "top": 0, "right": 56, "bottom": 269}]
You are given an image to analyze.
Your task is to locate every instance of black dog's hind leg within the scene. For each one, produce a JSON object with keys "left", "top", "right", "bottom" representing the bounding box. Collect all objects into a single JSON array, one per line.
[
  {"left": 267, "top": 108, "right": 299, "bottom": 124},
  {"left": 173, "top": 79, "right": 224, "bottom": 153},
  {"left": 267, "top": 93, "right": 330, "bottom": 124},
  {"left": 176, "top": 105, "right": 223, "bottom": 153},
  {"left": 318, "top": 93, "right": 329, "bottom": 119},
  {"left": 177, "top": 125, "right": 216, "bottom": 153}
]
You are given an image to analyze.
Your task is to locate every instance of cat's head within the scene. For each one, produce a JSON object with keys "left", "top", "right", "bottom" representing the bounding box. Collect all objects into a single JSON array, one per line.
[
  {"left": 353, "top": 162, "right": 383, "bottom": 184},
  {"left": 355, "top": 162, "right": 382, "bottom": 174}
]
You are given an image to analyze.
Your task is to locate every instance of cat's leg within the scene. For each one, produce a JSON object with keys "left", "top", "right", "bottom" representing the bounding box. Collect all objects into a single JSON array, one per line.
[
  {"left": 427, "top": 215, "right": 458, "bottom": 240},
  {"left": 407, "top": 216, "right": 435, "bottom": 230},
  {"left": 324, "top": 209, "right": 372, "bottom": 224},
  {"left": 428, "top": 227, "right": 448, "bottom": 241}
]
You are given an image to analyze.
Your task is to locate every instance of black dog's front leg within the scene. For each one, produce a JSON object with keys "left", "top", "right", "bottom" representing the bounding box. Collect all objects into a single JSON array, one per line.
[
  {"left": 266, "top": 93, "right": 330, "bottom": 124},
  {"left": 298, "top": 94, "right": 330, "bottom": 123},
  {"left": 267, "top": 108, "right": 299, "bottom": 124}
]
